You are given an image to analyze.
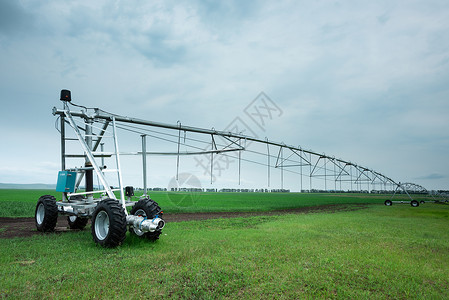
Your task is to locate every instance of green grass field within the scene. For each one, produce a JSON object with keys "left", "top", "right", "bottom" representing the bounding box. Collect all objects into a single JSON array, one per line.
[
  {"left": 0, "top": 188, "right": 431, "bottom": 217},
  {"left": 1, "top": 190, "right": 448, "bottom": 298}
]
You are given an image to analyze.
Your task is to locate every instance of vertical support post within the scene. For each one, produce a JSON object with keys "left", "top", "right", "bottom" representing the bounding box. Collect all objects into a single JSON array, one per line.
[
  {"left": 309, "top": 152, "right": 312, "bottom": 193},
  {"left": 324, "top": 157, "right": 327, "bottom": 192},
  {"left": 141, "top": 135, "right": 147, "bottom": 196},
  {"left": 60, "top": 106, "right": 67, "bottom": 202},
  {"left": 357, "top": 168, "right": 360, "bottom": 192},
  {"left": 334, "top": 160, "right": 336, "bottom": 192},
  {"left": 367, "top": 172, "right": 370, "bottom": 193},
  {"left": 99, "top": 143, "right": 105, "bottom": 191},
  {"left": 60, "top": 114, "right": 66, "bottom": 171},
  {"left": 210, "top": 152, "right": 214, "bottom": 184},
  {"left": 100, "top": 143, "right": 105, "bottom": 167},
  {"left": 238, "top": 139, "right": 242, "bottom": 185},
  {"left": 339, "top": 168, "right": 342, "bottom": 192},
  {"left": 85, "top": 117, "right": 94, "bottom": 201},
  {"left": 266, "top": 141, "right": 270, "bottom": 188},
  {"left": 350, "top": 165, "right": 353, "bottom": 192},
  {"left": 280, "top": 147, "right": 284, "bottom": 190},
  {"left": 300, "top": 149, "right": 302, "bottom": 192},
  {"left": 211, "top": 134, "right": 214, "bottom": 185},
  {"left": 176, "top": 123, "right": 181, "bottom": 181}
]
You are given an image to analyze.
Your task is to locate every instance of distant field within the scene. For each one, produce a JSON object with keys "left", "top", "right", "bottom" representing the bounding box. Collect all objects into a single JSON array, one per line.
[{"left": 0, "top": 189, "right": 429, "bottom": 217}]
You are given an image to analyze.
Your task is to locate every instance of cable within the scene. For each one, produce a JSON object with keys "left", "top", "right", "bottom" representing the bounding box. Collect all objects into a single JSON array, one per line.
[
  {"left": 55, "top": 116, "right": 61, "bottom": 133},
  {"left": 68, "top": 102, "right": 90, "bottom": 110}
]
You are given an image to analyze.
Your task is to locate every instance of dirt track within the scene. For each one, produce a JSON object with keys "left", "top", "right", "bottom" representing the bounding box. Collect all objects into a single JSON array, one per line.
[{"left": 0, "top": 204, "right": 368, "bottom": 239}]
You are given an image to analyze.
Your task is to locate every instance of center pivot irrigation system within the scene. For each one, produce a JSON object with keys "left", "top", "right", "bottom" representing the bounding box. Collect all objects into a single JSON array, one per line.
[{"left": 35, "top": 90, "right": 446, "bottom": 247}]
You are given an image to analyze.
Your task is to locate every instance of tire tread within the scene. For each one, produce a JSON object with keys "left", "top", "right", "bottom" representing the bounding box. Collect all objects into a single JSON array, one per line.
[
  {"left": 91, "top": 199, "right": 127, "bottom": 248},
  {"left": 35, "top": 195, "right": 58, "bottom": 232}
]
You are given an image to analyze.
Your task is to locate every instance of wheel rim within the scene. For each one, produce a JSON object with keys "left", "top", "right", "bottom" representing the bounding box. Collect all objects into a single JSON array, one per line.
[
  {"left": 95, "top": 211, "right": 110, "bottom": 240},
  {"left": 133, "top": 209, "right": 147, "bottom": 236},
  {"left": 69, "top": 216, "right": 77, "bottom": 222},
  {"left": 36, "top": 203, "right": 45, "bottom": 224}
]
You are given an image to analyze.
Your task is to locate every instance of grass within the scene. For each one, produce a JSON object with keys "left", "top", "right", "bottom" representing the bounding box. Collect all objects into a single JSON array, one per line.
[
  {"left": 1, "top": 189, "right": 448, "bottom": 298},
  {"left": 1, "top": 204, "right": 448, "bottom": 298},
  {"left": 0, "top": 190, "right": 59, "bottom": 218},
  {"left": 0, "top": 188, "right": 431, "bottom": 217}
]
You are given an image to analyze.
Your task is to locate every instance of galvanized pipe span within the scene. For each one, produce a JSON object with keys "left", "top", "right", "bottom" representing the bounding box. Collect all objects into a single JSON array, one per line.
[{"left": 52, "top": 106, "right": 398, "bottom": 191}]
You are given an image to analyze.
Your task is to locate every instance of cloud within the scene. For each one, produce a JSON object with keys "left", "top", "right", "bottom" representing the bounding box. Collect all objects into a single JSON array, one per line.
[
  {"left": 0, "top": 1, "right": 35, "bottom": 36},
  {"left": 416, "top": 174, "right": 446, "bottom": 180}
]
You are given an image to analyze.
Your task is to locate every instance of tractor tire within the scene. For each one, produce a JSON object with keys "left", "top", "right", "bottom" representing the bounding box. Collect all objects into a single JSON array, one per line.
[
  {"left": 67, "top": 216, "right": 89, "bottom": 230},
  {"left": 130, "top": 197, "right": 164, "bottom": 241},
  {"left": 91, "top": 199, "right": 127, "bottom": 248},
  {"left": 384, "top": 200, "right": 392, "bottom": 206},
  {"left": 35, "top": 195, "right": 58, "bottom": 232},
  {"left": 411, "top": 200, "right": 419, "bottom": 207}
]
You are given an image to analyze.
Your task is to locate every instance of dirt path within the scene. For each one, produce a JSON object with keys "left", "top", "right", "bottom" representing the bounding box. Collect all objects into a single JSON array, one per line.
[{"left": 0, "top": 204, "right": 368, "bottom": 239}]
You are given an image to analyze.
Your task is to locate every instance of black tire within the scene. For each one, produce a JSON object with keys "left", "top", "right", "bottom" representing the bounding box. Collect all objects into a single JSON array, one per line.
[
  {"left": 384, "top": 200, "right": 392, "bottom": 206},
  {"left": 67, "top": 216, "right": 89, "bottom": 230},
  {"left": 91, "top": 199, "right": 127, "bottom": 248},
  {"left": 411, "top": 200, "right": 419, "bottom": 207},
  {"left": 35, "top": 195, "right": 58, "bottom": 232},
  {"left": 130, "top": 198, "right": 164, "bottom": 241}
]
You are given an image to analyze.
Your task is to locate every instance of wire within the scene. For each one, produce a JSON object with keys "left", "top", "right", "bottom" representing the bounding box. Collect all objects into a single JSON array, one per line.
[
  {"left": 112, "top": 121, "right": 338, "bottom": 175},
  {"left": 69, "top": 101, "right": 97, "bottom": 111},
  {"left": 55, "top": 116, "right": 61, "bottom": 133}
]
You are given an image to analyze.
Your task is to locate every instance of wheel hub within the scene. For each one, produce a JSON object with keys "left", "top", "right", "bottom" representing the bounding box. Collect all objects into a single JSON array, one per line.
[
  {"left": 94, "top": 211, "right": 110, "bottom": 240},
  {"left": 36, "top": 203, "right": 45, "bottom": 225},
  {"left": 132, "top": 209, "right": 147, "bottom": 236}
]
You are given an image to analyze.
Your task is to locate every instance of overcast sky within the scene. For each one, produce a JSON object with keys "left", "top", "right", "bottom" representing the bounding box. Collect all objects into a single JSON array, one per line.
[{"left": 0, "top": 0, "right": 448, "bottom": 191}]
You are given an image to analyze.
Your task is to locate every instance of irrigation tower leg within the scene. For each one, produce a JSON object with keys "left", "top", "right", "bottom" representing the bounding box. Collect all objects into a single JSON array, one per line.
[
  {"left": 141, "top": 135, "right": 148, "bottom": 196},
  {"left": 85, "top": 118, "right": 94, "bottom": 201}
]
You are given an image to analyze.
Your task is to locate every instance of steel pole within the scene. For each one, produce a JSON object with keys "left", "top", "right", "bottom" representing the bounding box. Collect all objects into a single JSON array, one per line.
[
  {"left": 141, "top": 135, "right": 147, "bottom": 196},
  {"left": 85, "top": 118, "right": 94, "bottom": 201},
  {"left": 267, "top": 143, "right": 270, "bottom": 188},
  {"left": 300, "top": 150, "right": 302, "bottom": 192},
  {"left": 100, "top": 143, "right": 105, "bottom": 167},
  {"left": 60, "top": 115, "right": 66, "bottom": 171}
]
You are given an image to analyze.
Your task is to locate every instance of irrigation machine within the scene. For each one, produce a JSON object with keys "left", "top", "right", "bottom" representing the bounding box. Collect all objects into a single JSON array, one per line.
[
  {"left": 34, "top": 90, "right": 165, "bottom": 247},
  {"left": 35, "top": 90, "right": 448, "bottom": 246}
]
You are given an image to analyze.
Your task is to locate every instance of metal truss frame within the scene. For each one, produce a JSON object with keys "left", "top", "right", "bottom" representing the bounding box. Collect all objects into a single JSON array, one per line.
[{"left": 53, "top": 101, "right": 435, "bottom": 197}]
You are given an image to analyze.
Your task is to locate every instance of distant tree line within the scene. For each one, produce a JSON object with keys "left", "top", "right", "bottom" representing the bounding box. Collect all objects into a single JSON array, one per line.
[{"left": 129, "top": 187, "right": 447, "bottom": 194}]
